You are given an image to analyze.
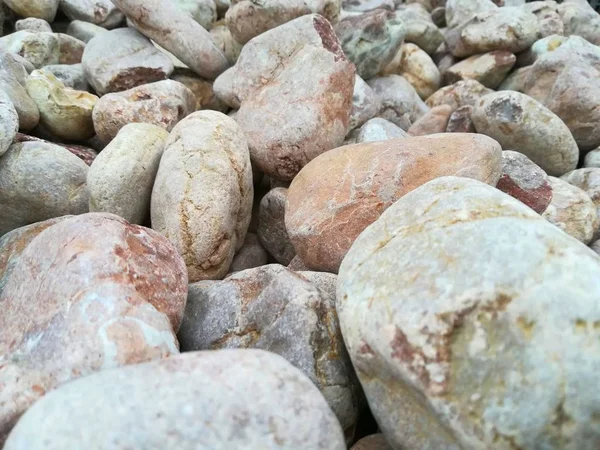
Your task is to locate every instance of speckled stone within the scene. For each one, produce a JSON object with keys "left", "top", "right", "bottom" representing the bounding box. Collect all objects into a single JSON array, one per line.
[
  {"left": 0, "top": 31, "right": 59, "bottom": 69},
  {"left": 445, "top": 51, "right": 516, "bottom": 89},
  {"left": 426, "top": 79, "right": 493, "bottom": 111}
]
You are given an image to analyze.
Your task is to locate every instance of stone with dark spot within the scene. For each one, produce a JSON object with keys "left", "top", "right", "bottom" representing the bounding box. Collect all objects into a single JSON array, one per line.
[{"left": 445, "top": 105, "right": 475, "bottom": 133}]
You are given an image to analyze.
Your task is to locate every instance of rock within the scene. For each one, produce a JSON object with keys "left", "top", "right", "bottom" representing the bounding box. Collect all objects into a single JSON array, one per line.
[
  {"left": 228, "top": 232, "right": 268, "bottom": 272},
  {"left": 356, "top": 117, "right": 408, "bottom": 143},
  {"left": 472, "top": 91, "right": 579, "bottom": 176},
  {"left": 431, "top": 6, "right": 446, "bottom": 27},
  {"left": 426, "top": 79, "right": 493, "bottom": 111},
  {"left": 350, "top": 434, "right": 393, "bottom": 450},
  {"left": 497, "top": 65, "right": 530, "bottom": 92},
  {"left": 215, "top": 14, "right": 355, "bottom": 181},
  {"left": 367, "top": 75, "right": 429, "bottom": 130},
  {"left": 445, "top": 105, "right": 475, "bottom": 133},
  {"left": 59, "top": 0, "right": 124, "bottom": 28},
  {"left": 348, "top": 75, "right": 380, "bottom": 131},
  {"left": 82, "top": 28, "right": 174, "bottom": 96},
  {"left": 558, "top": 1, "right": 600, "bottom": 46},
  {"left": 0, "top": 31, "right": 59, "bottom": 69},
  {"left": 561, "top": 168, "right": 600, "bottom": 228},
  {"left": 42, "top": 64, "right": 89, "bottom": 91},
  {"left": 584, "top": 147, "right": 600, "bottom": 168},
  {"left": 0, "top": 141, "right": 89, "bottom": 236},
  {"left": 257, "top": 187, "right": 296, "bottom": 265},
  {"left": 88, "top": 124, "right": 169, "bottom": 225},
  {"left": 13, "top": 132, "right": 97, "bottom": 166},
  {"left": 151, "top": 111, "right": 253, "bottom": 282},
  {"left": 170, "top": 68, "right": 227, "bottom": 112},
  {"left": 334, "top": 9, "right": 405, "bottom": 80},
  {"left": 445, "top": 50, "right": 516, "bottom": 89},
  {"left": 111, "top": 0, "right": 229, "bottom": 80},
  {"left": 287, "top": 255, "right": 309, "bottom": 271},
  {"left": 591, "top": 239, "right": 600, "bottom": 255},
  {"left": 3, "top": 0, "right": 58, "bottom": 22},
  {"left": 92, "top": 80, "right": 195, "bottom": 143},
  {"left": 395, "top": 5, "right": 444, "bottom": 54},
  {"left": 15, "top": 18, "right": 52, "bottom": 32},
  {"left": 0, "top": 213, "right": 187, "bottom": 442},
  {"left": 407, "top": 104, "right": 452, "bottom": 136},
  {"left": 286, "top": 133, "right": 502, "bottom": 272},
  {"left": 523, "top": 1, "right": 564, "bottom": 39},
  {"left": 66, "top": 20, "right": 108, "bottom": 43},
  {"left": 516, "top": 34, "right": 568, "bottom": 68},
  {"left": 208, "top": 24, "right": 243, "bottom": 65},
  {"left": 0, "top": 91, "right": 18, "bottom": 157},
  {"left": 56, "top": 33, "right": 85, "bottom": 65},
  {"left": 0, "top": 52, "right": 40, "bottom": 131},
  {"left": 445, "top": 0, "right": 497, "bottom": 29},
  {"left": 178, "top": 265, "right": 359, "bottom": 439},
  {"left": 381, "top": 43, "right": 441, "bottom": 100},
  {"left": 338, "top": 175, "right": 600, "bottom": 450},
  {"left": 343, "top": 0, "right": 394, "bottom": 12},
  {"left": 543, "top": 176, "right": 598, "bottom": 243},
  {"left": 497, "top": 150, "right": 553, "bottom": 214},
  {"left": 25, "top": 69, "right": 97, "bottom": 141},
  {"left": 177, "top": 0, "right": 217, "bottom": 30},
  {"left": 4, "top": 349, "right": 346, "bottom": 450}
]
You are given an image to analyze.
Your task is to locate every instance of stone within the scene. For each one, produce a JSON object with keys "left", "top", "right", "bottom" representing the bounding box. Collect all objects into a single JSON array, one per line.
[
  {"left": 356, "top": 117, "right": 408, "bottom": 143},
  {"left": 111, "top": 0, "right": 229, "bottom": 80},
  {"left": 228, "top": 232, "right": 268, "bottom": 272},
  {"left": 342, "top": 0, "right": 394, "bottom": 12},
  {"left": 209, "top": 24, "right": 243, "bottom": 65},
  {"left": 0, "top": 31, "right": 60, "bottom": 69},
  {"left": 13, "top": 132, "right": 97, "bottom": 166},
  {"left": 348, "top": 75, "right": 380, "bottom": 131},
  {"left": 0, "top": 213, "right": 187, "bottom": 442},
  {"left": 56, "top": 33, "right": 85, "bottom": 65},
  {"left": 445, "top": 105, "right": 475, "bottom": 133},
  {"left": 523, "top": 1, "right": 564, "bottom": 39},
  {"left": 15, "top": 18, "right": 52, "bottom": 33},
  {"left": 151, "top": 111, "right": 253, "bottom": 282},
  {"left": 42, "top": 64, "right": 89, "bottom": 91},
  {"left": 287, "top": 255, "right": 309, "bottom": 271},
  {"left": 543, "top": 176, "right": 598, "bottom": 243},
  {"left": 445, "top": 0, "right": 497, "bottom": 29},
  {"left": 395, "top": 5, "right": 444, "bottom": 54},
  {"left": 497, "top": 66, "right": 530, "bottom": 92},
  {"left": 431, "top": 6, "right": 446, "bottom": 27},
  {"left": 82, "top": 28, "right": 174, "bottom": 96},
  {"left": 516, "top": 34, "right": 568, "bottom": 68},
  {"left": 0, "top": 52, "right": 39, "bottom": 131},
  {"left": 426, "top": 79, "right": 493, "bottom": 111},
  {"left": 445, "top": 50, "right": 516, "bottom": 89},
  {"left": 334, "top": 9, "right": 405, "bottom": 80},
  {"left": 4, "top": 350, "right": 346, "bottom": 450},
  {"left": 257, "top": 187, "right": 296, "bottom": 265},
  {"left": 178, "top": 265, "right": 359, "bottom": 439},
  {"left": 25, "top": 69, "right": 97, "bottom": 141},
  {"left": 561, "top": 168, "right": 600, "bottom": 229},
  {"left": 472, "top": 91, "right": 579, "bottom": 176},
  {"left": 591, "top": 239, "right": 600, "bottom": 255},
  {"left": 350, "top": 434, "right": 393, "bottom": 450},
  {"left": 367, "top": 75, "right": 429, "bottom": 130},
  {"left": 177, "top": 0, "right": 217, "bottom": 30},
  {"left": 3, "top": 0, "right": 58, "bottom": 22},
  {"left": 88, "top": 124, "right": 169, "bottom": 225},
  {"left": 497, "top": 150, "right": 553, "bottom": 214},
  {"left": 381, "top": 43, "right": 441, "bottom": 100},
  {"left": 558, "top": 1, "right": 600, "bottom": 46},
  {"left": 92, "top": 80, "right": 195, "bottom": 143},
  {"left": 338, "top": 175, "right": 600, "bottom": 450},
  {"left": 170, "top": 68, "right": 227, "bottom": 112},
  {"left": 66, "top": 20, "right": 108, "bottom": 43},
  {"left": 0, "top": 91, "right": 18, "bottom": 157},
  {"left": 584, "top": 147, "right": 600, "bottom": 168},
  {"left": 0, "top": 141, "right": 89, "bottom": 236},
  {"left": 286, "top": 133, "right": 502, "bottom": 272},
  {"left": 59, "top": 0, "right": 124, "bottom": 28},
  {"left": 215, "top": 15, "right": 355, "bottom": 181},
  {"left": 407, "top": 104, "right": 452, "bottom": 136}
]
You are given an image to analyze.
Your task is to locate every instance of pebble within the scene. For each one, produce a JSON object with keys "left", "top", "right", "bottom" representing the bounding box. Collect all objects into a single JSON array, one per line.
[
  {"left": 3, "top": 0, "right": 58, "bottom": 22},
  {"left": 257, "top": 187, "right": 296, "bottom": 265},
  {"left": 445, "top": 104, "right": 475, "bottom": 133},
  {"left": 228, "top": 232, "right": 269, "bottom": 272},
  {"left": 0, "top": 31, "right": 59, "bottom": 69},
  {"left": 356, "top": 117, "right": 408, "bottom": 143},
  {"left": 407, "top": 104, "right": 453, "bottom": 136},
  {"left": 14, "top": 18, "right": 52, "bottom": 33},
  {"left": 445, "top": 50, "right": 516, "bottom": 89},
  {"left": 60, "top": 0, "right": 124, "bottom": 28},
  {"left": 0, "top": 91, "right": 19, "bottom": 157},
  {"left": 66, "top": 20, "right": 108, "bottom": 43}
]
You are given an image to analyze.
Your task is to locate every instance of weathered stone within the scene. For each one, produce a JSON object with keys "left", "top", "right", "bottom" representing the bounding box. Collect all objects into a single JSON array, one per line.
[
  {"left": 497, "top": 66, "right": 530, "bottom": 92},
  {"left": 0, "top": 213, "right": 187, "bottom": 443},
  {"left": 368, "top": 75, "right": 429, "bottom": 130},
  {"left": 177, "top": 0, "right": 217, "bottom": 30},
  {"left": 561, "top": 168, "right": 600, "bottom": 233},
  {"left": 178, "top": 265, "right": 359, "bottom": 439},
  {"left": 0, "top": 141, "right": 89, "bottom": 236},
  {"left": 584, "top": 147, "right": 600, "bottom": 168},
  {"left": 356, "top": 117, "right": 408, "bottom": 143},
  {"left": 342, "top": 0, "right": 394, "bottom": 12},
  {"left": 407, "top": 104, "right": 452, "bottom": 136},
  {"left": 60, "top": 0, "right": 124, "bottom": 28},
  {"left": 257, "top": 187, "right": 296, "bottom": 265},
  {"left": 88, "top": 124, "right": 169, "bottom": 225},
  {"left": 286, "top": 133, "right": 502, "bottom": 272},
  {"left": 4, "top": 349, "right": 345, "bottom": 450},
  {"left": 348, "top": 75, "right": 380, "bottom": 131},
  {"left": 15, "top": 18, "right": 52, "bottom": 33},
  {"left": 0, "top": 91, "right": 18, "bottom": 157},
  {"left": 151, "top": 111, "right": 253, "bottom": 282},
  {"left": 3, "top": 0, "right": 58, "bottom": 22},
  {"left": 25, "top": 69, "right": 97, "bottom": 141},
  {"left": 522, "top": 1, "right": 564, "bottom": 39},
  {"left": 209, "top": 24, "right": 243, "bottom": 65},
  {"left": 431, "top": 6, "right": 446, "bottom": 27},
  {"left": 42, "top": 64, "right": 89, "bottom": 91},
  {"left": 170, "top": 68, "right": 227, "bottom": 112},
  {"left": 472, "top": 91, "right": 579, "bottom": 176},
  {"left": 111, "top": 0, "right": 229, "bottom": 80},
  {"left": 338, "top": 175, "right": 600, "bottom": 450},
  {"left": 55, "top": 33, "right": 85, "bottom": 65},
  {"left": 0, "top": 31, "right": 59, "bottom": 69},
  {"left": 445, "top": 0, "right": 496, "bottom": 29},
  {"left": 82, "top": 28, "right": 174, "bottom": 96},
  {"left": 516, "top": 34, "right": 568, "bottom": 68},
  {"left": 350, "top": 434, "right": 393, "bottom": 450},
  {"left": 288, "top": 255, "right": 309, "bottom": 271},
  {"left": 395, "top": 5, "right": 444, "bottom": 54},
  {"left": 445, "top": 104, "right": 475, "bottom": 133},
  {"left": 92, "top": 80, "right": 195, "bottom": 143},
  {"left": 215, "top": 15, "right": 355, "bottom": 181},
  {"left": 558, "top": 1, "right": 600, "bottom": 46},
  {"left": 13, "top": 132, "right": 97, "bottom": 166},
  {"left": 426, "top": 79, "right": 493, "bottom": 111},
  {"left": 66, "top": 20, "right": 108, "bottom": 43},
  {"left": 228, "top": 232, "right": 268, "bottom": 272},
  {"left": 445, "top": 51, "right": 516, "bottom": 89}
]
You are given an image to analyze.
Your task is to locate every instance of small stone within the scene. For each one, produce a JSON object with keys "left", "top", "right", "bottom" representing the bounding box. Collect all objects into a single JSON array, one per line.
[
  {"left": 350, "top": 434, "right": 393, "bottom": 450},
  {"left": 445, "top": 50, "right": 516, "bottom": 89},
  {"left": 584, "top": 147, "right": 600, "bottom": 168},
  {"left": 257, "top": 187, "right": 296, "bottom": 265},
  {"left": 66, "top": 20, "right": 108, "bottom": 43},
  {"left": 348, "top": 75, "right": 381, "bottom": 131},
  {"left": 445, "top": 105, "right": 475, "bottom": 133},
  {"left": 228, "top": 233, "right": 268, "bottom": 272},
  {"left": 14, "top": 18, "right": 52, "bottom": 33},
  {"left": 42, "top": 64, "right": 89, "bottom": 91},
  {"left": 516, "top": 34, "right": 568, "bottom": 68},
  {"left": 407, "top": 104, "right": 452, "bottom": 136},
  {"left": 356, "top": 117, "right": 408, "bottom": 143},
  {"left": 3, "top": 0, "right": 58, "bottom": 22},
  {"left": 497, "top": 66, "right": 530, "bottom": 92},
  {"left": 287, "top": 255, "right": 309, "bottom": 271},
  {"left": 343, "top": 0, "right": 394, "bottom": 12},
  {"left": 0, "top": 91, "right": 18, "bottom": 157},
  {"left": 0, "top": 31, "right": 59, "bottom": 69},
  {"left": 561, "top": 168, "right": 600, "bottom": 230},
  {"left": 395, "top": 5, "right": 444, "bottom": 54},
  {"left": 558, "top": 0, "right": 600, "bottom": 46},
  {"left": 56, "top": 33, "right": 85, "bottom": 65},
  {"left": 177, "top": 0, "right": 217, "bottom": 30},
  {"left": 445, "top": 0, "right": 497, "bottom": 29},
  {"left": 170, "top": 68, "right": 227, "bottom": 112},
  {"left": 426, "top": 79, "right": 493, "bottom": 111},
  {"left": 209, "top": 24, "right": 243, "bottom": 65},
  {"left": 92, "top": 79, "right": 195, "bottom": 143},
  {"left": 59, "top": 0, "right": 124, "bottom": 28}
]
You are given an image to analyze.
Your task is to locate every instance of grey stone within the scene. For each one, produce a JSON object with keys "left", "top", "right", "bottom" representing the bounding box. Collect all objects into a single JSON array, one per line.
[
  {"left": 66, "top": 20, "right": 108, "bottom": 43},
  {"left": 348, "top": 75, "right": 380, "bottom": 131},
  {"left": 257, "top": 187, "right": 296, "bottom": 265},
  {"left": 42, "top": 64, "right": 89, "bottom": 91},
  {"left": 59, "top": 0, "right": 124, "bottom": 28},
  {"left": 356, "top": 117, "right": 408, "bottom": 143},
  {"left": 0, "top": 91, "right": 18, "bottom": 157},
  {"left": 14, "top": 18, "right": 52, "bottom": 33},
  {"left": 228, "top": 232, "right": 269, "bottom": 273}
]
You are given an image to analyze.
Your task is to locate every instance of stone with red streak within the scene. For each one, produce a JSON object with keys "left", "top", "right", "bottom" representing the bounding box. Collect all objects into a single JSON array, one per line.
[{"left": 445, "top": 105, "right": 475, "bottom": 133}]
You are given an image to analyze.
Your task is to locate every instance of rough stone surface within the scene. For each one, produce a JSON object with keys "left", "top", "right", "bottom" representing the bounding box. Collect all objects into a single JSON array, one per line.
[
  {"left": 228, "top": 232, "right": 268, "bottom": 273},
  {"left": 171, "top": 68, "right": 227, "bottom": 112},
  {"left": 350, "top": 434, "right": 393, "bottom": 450},
  {"left": 338, "top": 175, "right": 600, "bottom": 450},
  {"left": 151, "top": 111, "right": 253, "bottom": 282},
  {"left": 445, "top": 104, "right": 475, "bottom": 133},
  {"left": 257, "top": 187, "right": 296, "bottom": 265},
  {"left": 356, "top": 117, "right": 408, "bottom": 143},
  {"left": 60, "top": 0, "right": 124, "bottom": 28},
  {"left": 4, "top": 350, "right": 346, "bottom": 450},
  {"left": 0, "top": 91, "right": 18, "bottom": 157},
  {"left": 348, "top": 75, "right": 380, "bottom": 131},
  {"left": 41, "top": 64, "right": 88, "bottom": 91},
  {"left": 0, "top": 31, "right": 60, "bottom": 69},
  {"left": 286, "top": 133, "right": 502, "bottom": 272},
  {"left": 426, "top": 79, "right": 493, "bottom": 111},
  {"left": 3, "top": 0, "right": 58, "bottom": 22},
  {"left": 13, "top": 132, "right": 97, "bottom": 166},
  {"left": 472, "top": 91, "right": 579, "bottom": 177},
  {"left": 407, "top": 104, "right": 452, "bottom": 136},
  {"left": 561, "top": 168, "right": 600, "bottom": 233},
  {"left": 177, "top": 0, "right": 217, "bottom": 30},
  {"left": 66, "top": 20, "right": 108, "bottom": 43},
  {"left": 56, "top": 33, "right": 85, "bottom": 65},
  {"left": 15, "top": 18, "right": 52, "bottom": 33},
  {"left": 445, "top": 50, "right": 516, "bottom": 89},
  {"left": 558, "top": 1, "right": 600, "bottom": 46},
  {"left": 209, "top": 24, "right": 243, "bottom": 65},
  {"left": 497, "top": 66, "right": 530, "bottom": 92},
  {"left": 395, "top": 5, "right": 444, "bottom": 54}
]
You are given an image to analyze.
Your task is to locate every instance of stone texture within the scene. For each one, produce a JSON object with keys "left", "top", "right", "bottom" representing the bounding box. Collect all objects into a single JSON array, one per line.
[
  {"left": 356, "top": 117, "right": 408, "bottom": 143},
  {"left": 561, "top": 168, "right": 600, "bottom": 233},
  {"left": 177, "top": 0, "right": 217, "bottom": 30},
  {"left": 92, "top": 79, "right": 195, "bottom": 143},
  {"left": 407, "top": 104, "right": 452, "bottom": 136},
  {"left": 472, "top": 91, "right": 579, "bottom": 176},
  {"left": 13, "top": 132, "right": 97, "bottom": 166},
  {"left": 3, "top": 0, "right": 58, "bottom": 22},
  {"left": 0, "top": 91, "right": 18, "bottom": 157},
  {"left": 215, "top": 14, "right": 355, "bottom": 181},
  {"left": 338, "top": 175, "right": 600, "bottom": 450},
  {"left": 111, "top": 0, "right": 229, "bottom": 80},
  {"left": 343, "top": 0, "right": 394, "bottom": 12},
  {"left": 15, "top": 18, "right": 52, "bottom": 33},
  {"left": 558, "top": 1, "right": 600, "bottom": 46},
  {"left": 59, "top": 0, "right": 124, "bottom": 28},
  {"left": 350, "top": 434, "right": 393, "bottom": 450},
  {"left": 0, "top": 31, "right": 59, "bottom": 69},
  {"left": 209, "top": 24, "right": 243, "bottom": 65},
  {"left": 42, "top": 64, "right": 88, "bottom": 91},
  {"left": 445, "top": 50, "right": 516, "bottom": 89},
  {"left": 4, "top": 350, "right": 345, "bottom": 450},
  {"left": 257, "top": 187, "right": 296, "bottom": 265},
  {"left": 0, "top": 52, "right": 39, "bottom": 132},
  {"left": 348, "top": 75, "right": 380, "bottom": 131},
  {"left": 82, "top": 28, "right": 174, "bottom": 96},
  {"left": 228, "top": 232, "right": 268, "bottom": 273},
  {"left": 445, "top": 0, "right": 496, "bottom": 29},
  {"left": 497, "top": 66, "right": 530, "bottom": 92},
  {"left": 171, "top": 68, "right": 227, "bottom": 112},
  {"left": 151, "top": 111, "right": 253, "bottom": 282},
  {"left": 0, "top": 141, "right": 89, "bottom": 236},
  {"left": 178, "top": 265, "right": 359, "bottom": 439},
  {"left": 426, "top": 79, "right": 493, "bottom": 111},
  {"left": 395, "top": 5, "right": 443, "bottom": 54},
  {"left": 66, "top": 20, "right": 108, "bottom": 43},
  {"left": 445, "top": 105, "right": 475, "bottom": 133},
  {"left": 584, "top": 147, "right": 600, "bottom": 168},
  {"left": 55, "top": 33, "right": 85, "bottom": 65},
  {"left": 286, "top": 133, "right": 502, "bottom": 272},
  {"left": 516, "top": 34, "right": 567, "bottom": 68}
]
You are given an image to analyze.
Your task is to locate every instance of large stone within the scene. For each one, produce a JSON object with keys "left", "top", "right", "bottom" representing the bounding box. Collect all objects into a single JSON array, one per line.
[
  {"left": 59, "top": 0, "right": 124, "bottom": 28},
  {"left": 3, "top": 0, "right": 58, "bottom": 22},
  {"left": 561, "top": 168, "right": 600, "bottom": 230},
  {"left": 0, "top": 31, "right": 59, "bottom": 69},
  {"left": 0, "top": 91, "right": 18, "bottom": 157},
  {"left": 426, "top": 79, "right": 493, "bottom": 111},
  {"left": 337, "top": 176, "right": 600, "bottom": 450},
  {"left": 445, "top": 0, "right": 496, "bottom": 29},
  {"left": 286, "top": 133, "right": 502, "bottom": 272},
  {"left": 407, "top": 104, "right": 452, "bottom": 136},
  {"left": 257, "top": 187, "right": 296, "bottom": 265},
  {"left": 348, "top": 75, "right": 380, "bottom": 131},
  {"left": 92, "top": 80, "right": 195, "bottom": 143},
  {"left": 82, "top": 28, "right": 174, "bottom": 96},
  {"left": 558, "top": 1, "right": 600, "bottom": 46},
  {"left": 178, "top": 265, "right": 359, "bottom": 439},
  {"left": 445, "top": 50, "right": 516, "bottom": 89},
  {"left": 215, "top": 15, "right": 355, "bottom": 181},
  {"left": 151, "top": 111, "right": 253, "bottom": 282},
  {"left": 472, "top": 91, "right": 579, "bottom": 176},
  {"left": 0, "top": 141, "right": 89, "bottom": 236},
  {"left": 111, "top": 0, "right": 229, "bottom": 79},
  {"left": 4, "top": 349, "right": 346, "bottom": 450},
  {"left": 56, "top": 33, "right": 85, "bottom": 65},
  {"left": 88, "top": 124, "right": 169, "bottom": 225},
  {"left": 356, "top": 117, "right": 408, "bottom": 143}
]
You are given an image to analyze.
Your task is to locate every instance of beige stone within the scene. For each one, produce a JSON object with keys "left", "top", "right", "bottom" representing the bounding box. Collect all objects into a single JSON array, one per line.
[
  {"left": 60, "top": 0, "right": 124, "bottom": 28},
  {"left": 170, "top": 68, "right": 227, "bottom": 112},
  {"left": 3, "top": 0, "right": 58, "bottom": 22},
  {"left": 257, "top": 187, "right": 296, "bottom": 265},
  {"left": 445, "top": 51, "right": 516, "bottom": 89},
  {"left": 407, "top": 104, "right": 452, "bottom": 136}
]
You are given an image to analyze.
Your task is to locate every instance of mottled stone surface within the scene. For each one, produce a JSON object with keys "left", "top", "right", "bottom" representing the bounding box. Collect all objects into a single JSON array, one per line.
[
  {"left": 426, "top": 79, "right": 493, "bottom": 111},
  {"left": 407, "top": 104, "right": 452, "bottom": 136},
  {"left": 356, "top": 117, "right": 408, "bottom": 143},
  {"left": 209, "top": 24, "right": 243, "bottom": 65},
  {"left": 584, "top": 147, "right": 600, "bottom": 168},
  {"left": 338, "top": 176, "right": 600, "bottom": 450},
  {"left": 445, "top": 50, "right": 516, "bottom": 89},
  {"left": 0, "top": 91, "right": 18, "bottom": 157},
  {"left": 0, "top": 51, "right": 39, "bottom": 131},
  {"left": 171, "top": 68, "right": 227, "bottom": 112},
  {"left": 56, "top": 33, "right": 85, "bottom": 65},
  {"left": 228, "top": 232, "right": 268, "bottom": 273},
  {"left": 60, "top": 0, "right": 124, "bottom": 28},
  {"left": 0, "top": 31, "right": 59, "bottom": 69},
  {"left": 177, "top": 0, "right": 217, "bottom": 30},
  {"left": 497, "top": 66, "right": 530, "bottom": 92},
  {"left": 445, "top": 104, "right": 475, "bottom": 133},
  {"left": 257, "top": 187, "right": 296, "bottom": 265},
  {"left": 286, "top": 133, "right": 502, "bottom": 272},
  {"left": 348, "top": 75, "right": 380, "bottom": 131},
  {"left": 4, "top": 0, "right": 58, "bottom": 22},
  {"left": 13, "top": 132, "right": 97, "bottom": 166},
  {"left": 42, "top": 64, "right": 88, "bottom": 91}
]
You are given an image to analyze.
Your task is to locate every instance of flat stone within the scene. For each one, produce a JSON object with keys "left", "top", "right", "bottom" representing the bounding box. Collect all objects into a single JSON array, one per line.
[
  {"left": 426, "top": 79, "right": 493, "bottom": 111},
  {"left": 348, "top": 75, "right": 380, "bottom": 131},
  {"left": 15, "top": 18, "right": 52, "bottom": 32},
  {"left": 356, "top": 117, "right": 408, "bottom": 143},
  {"left": 407, "top": 104, "right": 452, "bottom": 136},
  {"left": 0, "top": 31, "right": 59, "bottom": 69},
  {"left": 257, "top": 187, "right": 296, "bottom": 265},
  {"left": 0, "top": 91, "right": 18, "bottom": 157},
  {"left": 66, "top": 20, "right": 108, "bottom": 43},
  {"left": 445, "top": 50, "right": 516, "bottom": 89},
  {"left": 445, "top": 105, "right": 475, "bottom": 133},
  {"left": 3, "top": 0, "right": 58, "bottom": 22}
]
